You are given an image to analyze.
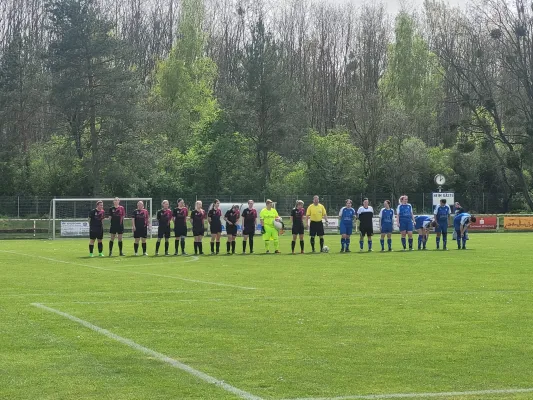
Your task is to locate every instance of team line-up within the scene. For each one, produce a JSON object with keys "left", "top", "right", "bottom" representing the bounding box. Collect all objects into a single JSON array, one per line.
[{"left": 86, "top": 195, "right": 477, "bottom": 257}]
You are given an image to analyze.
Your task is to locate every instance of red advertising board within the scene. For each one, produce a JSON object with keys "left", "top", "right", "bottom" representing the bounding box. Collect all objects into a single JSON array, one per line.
[{"left": 469, "top": 216, "right": 497, "bottom": 230}]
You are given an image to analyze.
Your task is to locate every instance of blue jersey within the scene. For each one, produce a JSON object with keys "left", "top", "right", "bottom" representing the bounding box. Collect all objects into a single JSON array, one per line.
[
  {"left": 434, "top": 205, "right": 451, "bottom": 222},
  {"left": 339, "top": 207, "right": 356, "bottom": 224},
  {"left": 415, "top": 215, "right": 432, "bottom": 229},
  {"left": 379, "top": 208, "right": 394, "bottom": 227},
  {"left": 397, "top": 204, "right": 413, "bottom": 220},
  {"left": 454, "top": 212, "right": 471, "bottom": 228}
]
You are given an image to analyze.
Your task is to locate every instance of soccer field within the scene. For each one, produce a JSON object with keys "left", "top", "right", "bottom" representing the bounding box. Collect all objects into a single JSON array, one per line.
[{"left": 1, "top": 234, "right": 532, "bottom": 400}]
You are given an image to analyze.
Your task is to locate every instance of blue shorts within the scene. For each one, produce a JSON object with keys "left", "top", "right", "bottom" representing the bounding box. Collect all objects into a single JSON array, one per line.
[
  {"left": 399, "top": 219, "right": 413, "bottom": 232},
  {"left": 435, "top": 220, "right": 448, "bottom": 233},
  {"left": 381, "top": 224, "right": 393, "bottom": 234},
  {"left": 340, "top": 223, "right": 353, "bottom": 235}
]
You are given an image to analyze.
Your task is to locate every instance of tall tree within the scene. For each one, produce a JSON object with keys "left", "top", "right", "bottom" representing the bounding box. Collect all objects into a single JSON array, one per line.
[{"left": 47, "top": 0, "right": 139, "bottom": 195}]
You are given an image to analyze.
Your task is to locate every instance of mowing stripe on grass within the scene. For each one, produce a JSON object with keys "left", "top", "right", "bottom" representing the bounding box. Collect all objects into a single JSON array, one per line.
[
  {"left": 31, "top": 303, "right": 264, "bottom": 400},
  {"left": 0, "top": 288, "right": 227, "bottom": 298},
  {"left": 283, "top": 387, "right": 533, "bottom": 400},
  {"left": 0, "top": 250, "right": 257, "bottom": 290}
]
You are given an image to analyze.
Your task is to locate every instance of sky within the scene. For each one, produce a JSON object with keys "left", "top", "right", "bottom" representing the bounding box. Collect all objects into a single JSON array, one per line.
[{"left": 327, "top": 0, "right": 465, "bottom": 16}]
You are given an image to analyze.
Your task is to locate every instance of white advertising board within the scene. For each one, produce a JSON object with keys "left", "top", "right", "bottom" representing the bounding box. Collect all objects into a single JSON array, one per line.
[{"left": 61, "top": 221, "right": 90, "bottom": 237}]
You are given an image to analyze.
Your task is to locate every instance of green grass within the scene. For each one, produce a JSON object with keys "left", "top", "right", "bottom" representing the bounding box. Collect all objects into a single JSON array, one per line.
[{"left": 1, "top": 234, "right": 533, "bottom": 400}]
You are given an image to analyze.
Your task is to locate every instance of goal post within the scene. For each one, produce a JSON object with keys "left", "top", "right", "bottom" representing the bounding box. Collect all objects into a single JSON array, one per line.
[{"left": 49, "top": 198, "right": 153, "bottom": 240}]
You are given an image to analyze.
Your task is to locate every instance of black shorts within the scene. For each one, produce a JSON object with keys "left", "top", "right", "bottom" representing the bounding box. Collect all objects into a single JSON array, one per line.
[
  {"left": 210, "top": 224, "right": 222, "bottom": 235},
  {"left": 174, "top": 225, "right": 187, "bottom": 237},
  {"left": 193, "top": 226, "right": 205, "bottom": 237},
  {"left": 360, "top": 225, "right": 374, "bottom": 236},
  {"left": 90, "top": 229, "right": 103, "bottom": 240},
  {"left": 110, "top": 224, "right": 124, "bottom": 235},
  {"left": 134, "top": 227, "right": 148, "bottom": 239},
  {"left": 292, "top": 223, "right": 305, "bottom": 235},
  {"left": 309, "top": 221, "right": 324, "bottom": 237},
  {"left": 226, "top": 224, "right": 237, "bottom": 236},
  {"left": 158, "top": 226, "right": 171, "bottom": 239},
  {"left": 243, "top": 224, "right": 255, "bottom": 235}
]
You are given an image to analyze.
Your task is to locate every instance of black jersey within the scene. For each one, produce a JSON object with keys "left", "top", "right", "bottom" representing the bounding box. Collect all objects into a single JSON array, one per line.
[
  {"left": 173, "top": 207, "right": 188, "bottom": 226},
  {"left": 108, "top": 206, "right": 125, "bottom": 226},
  {"left": 208, "top": 208, "right": 222, "bottom": 225},
  {"left": 241, "top": 208, "right": 257, "bottom": 227},
  {"left": 291, "top": 208, "right": 305, "bottom": 225},
  {"left": 225, "top": 209, "right": 240, "bottom": 225},
  {"left": 190, "top": 209, "right": 206, "bottom": 227},
  {"left": 89, "top": 209, "right": 105, "bottom": 231},
  {"left": 157, "top": 208, "right": 173, "bottom": 228},
  {"left": 132, "top": 209, "right": 149, "bottom": 230}
]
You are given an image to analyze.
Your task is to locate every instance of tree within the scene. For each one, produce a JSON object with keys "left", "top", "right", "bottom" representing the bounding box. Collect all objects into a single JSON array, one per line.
[
  {"left": 47, "top": 0, "right": 139, "bottom": 195},
  {"left": 381, "top": 12, "right": 444, "bottom": 144}
]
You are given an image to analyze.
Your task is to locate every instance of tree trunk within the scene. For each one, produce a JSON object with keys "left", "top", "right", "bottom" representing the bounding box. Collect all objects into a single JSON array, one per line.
[{"left": 88, "top": 72, "right": 101, "bottom": 196}]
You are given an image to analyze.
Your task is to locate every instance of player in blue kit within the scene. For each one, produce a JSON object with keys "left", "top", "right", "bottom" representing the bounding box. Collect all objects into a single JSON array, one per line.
[
  {"left": 414, "top": 215, "right": 433, "bottom": 250},
  {"left": 434, "top": 199, "right": 451, "bottom": 250},
  {"left": 396, "top": 195, "right": 416, "bottom": 251},
  {"left": 379, "top": 200, "right": 394, "bottom": 251},
  {"left": 454, "top": 212, "right": 477, "bottom": 250},
  {"left": 338, "top": 199, "right": 356, "bottom": 252}
]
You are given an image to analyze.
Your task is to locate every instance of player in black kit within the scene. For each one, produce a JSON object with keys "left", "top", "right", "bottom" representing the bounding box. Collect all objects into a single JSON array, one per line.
[
  {"left": 89, "top": 200, "right": 105, "bottom": 257},
  {"left": 132, "top": 201, "right": 150, "bottom": 256},
  {"left": 291, "top": 200, "right": 305, "bottom": 254},
  {"left": 241, "top": 200, "right": 257, "bottom": 254},
  {"left": 225, "top": 205, "right": 240, "bottom": 254},
  {"left": 108, "top": 197, "right": 125, "bottom": 256},
  {"left": 173, "top": 198, "right": 188, "bottom": 256},
  {"left": 155, "top": 200, "right": 173, "bottom": 256},
  {"left": 191, "top": 200, "right": 206, "bottom": 255}
]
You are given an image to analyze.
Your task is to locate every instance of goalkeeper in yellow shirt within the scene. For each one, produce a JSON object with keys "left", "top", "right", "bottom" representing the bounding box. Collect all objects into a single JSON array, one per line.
[{"left": 259, "top": 199, "right": 281, "bottom": 254}]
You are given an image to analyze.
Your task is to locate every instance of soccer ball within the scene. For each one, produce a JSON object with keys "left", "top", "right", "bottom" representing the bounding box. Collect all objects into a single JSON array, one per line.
[
  {"left": 322, "top": 246, "right": 329, "bottom": 253},
  {"left": 274, "top": 217, "right": 283, "bottom": 231}
]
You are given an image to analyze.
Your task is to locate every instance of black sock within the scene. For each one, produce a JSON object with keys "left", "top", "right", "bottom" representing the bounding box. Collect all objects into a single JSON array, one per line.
[
  {"left": 181, "top": 238, "right": 186, "bottom": 253},
  {"left": 216, "top": 242, "right": 220, "bottom": 253},
  {"left": 211, "top": 242, "right": 215, "bottom": 253},
  {"left": 227, "top": 242, "right": 231, "bottom": 253},
  {"left": 291, "top": 241, "right": 296, "bottom": 251},
  {"left": 134, "top": 243, "right": 139, "bottom": 253},
  {"left": 156, "top": 241, "right": 161, "bottom": 253},
  {"left": 320, "top": 238, "right": 324, "bottom": 251},
  {"left": 89, "top": 244, "right": 94, "bottom": 254},
  {"left": 194, "top": 242, "right": 198, "bottom": 254},
  {"left": 199, "top": 242, "right": 203, "bottom": 254},
  {"left": 243, "top": 241, "right": 247, "bottom": 252},
  {"left": 231, "top": 241, "right": 236, "bottom": 253},
  {"left": 175, "top": 240, "right": 179, "bottom": 253},
  {"left": 300, "top": 240, "right": 304, "bottom": 251},
  {"left": 118, "top": 241, "right": 123, "bottom": 253},
  {"left": 311, "top": 237, "right": 315, "bottom": 251},
  {"left": 98, "top": 242, "right": 103, "bottom": 254},
  {"left": 142, "top": 243, "right": 147, "bottom": 253},
  {"left": 109, "top": 241, "right": 114, "bottom": 253},
  {"left": 165, "top": 241, "right": 169, "bottom": 253},
  {"left": 249, "top": 236, "right": 254, "bottom": 252}
]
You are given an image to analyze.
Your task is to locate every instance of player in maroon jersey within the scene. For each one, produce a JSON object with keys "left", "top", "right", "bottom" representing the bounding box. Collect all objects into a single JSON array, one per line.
[
  {"left": 190, "top": 200, "right": 206, "bottom": 255},
  {"left": 241, "top": 200, "right": 257, "bottom": 254},
  {"left": 155, "top": 200, "right": 173, "bottom": 256},
  {"left": 173, "top": 198, "right": 188, "bottom": 256},
  {"left": 224, "top": 205, "right": 240, "bottom": 254},
  {"left": 88, "top": 200, "right": 106, "bottom": 257},
  {"left": 108, "top": 197, "right": 126, "bottom": 256},
  {"left": 291, "top": 200, "right": 306, "bottom": 254},
  {"left": 132, "top": 201, "right": 150, "bottom": 256},
  {"left": 208, "top": 199, "right": 222, "bottom": 255}
]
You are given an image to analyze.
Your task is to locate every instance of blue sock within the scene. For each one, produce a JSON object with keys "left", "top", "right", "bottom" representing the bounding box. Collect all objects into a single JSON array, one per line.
[
  {"left": 368, "top": 240, "right": 372, "bottom": 250},
  {"left": 401, "top": 237, "right": 406, "bottom": 249},
  {"left": 418, "top": 235, "right": 423, "bottom": 249},
  {"left": 341, "top": 238, "right": 345, "bottom": 250},
  {"left": 408, "top": 238, "right": 413, "bottom": 249},
  {"left": 462, "top": 236, "right": 467, "bottom": 248},
  {"left": 346, "top": 239, "right": 350, "bottom": 250},
  {"left": 360, "top": 240, "right": 364, "bottom": 250},
  {"left": 387, "top": 238, "right": 392, "bottom": 250},
  {"left": 436, "top": 237, "right": 441, "bottom": 249},
  {"left": 443, "top": 233, "right": 447, "bottom": 248},
  {"left": 423, "top": 236, "right": 427, "bottom": 249},
  {"left": 380, "top": 239, "right": 385, "bottom": 250},
  {"left": 457, "top": 235, "right": 461, "bottom": 248}
]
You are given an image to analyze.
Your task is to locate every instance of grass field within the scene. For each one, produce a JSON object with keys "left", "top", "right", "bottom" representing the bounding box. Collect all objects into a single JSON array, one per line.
[{"left": 1, "top": 234, "right": 532, "bottom": 400}]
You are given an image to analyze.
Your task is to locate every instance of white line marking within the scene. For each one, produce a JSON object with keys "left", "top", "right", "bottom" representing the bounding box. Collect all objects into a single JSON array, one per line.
[
  {"left": 282, "top": 387, "right": 533, "bottom": 400},
  {"left": 0, "top": 251, "right": 257, "bottom": 290},
  {"left": 31, "top": 303, "right": 263, "bottom": 400},
  {"left": 0, "top": 289, "right": 227, "bottom": 298}
]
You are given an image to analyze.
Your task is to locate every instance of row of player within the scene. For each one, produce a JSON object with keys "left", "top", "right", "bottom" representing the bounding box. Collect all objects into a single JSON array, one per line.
[{"left": 86, "top": 196, "right": 476, "bottom": 257}]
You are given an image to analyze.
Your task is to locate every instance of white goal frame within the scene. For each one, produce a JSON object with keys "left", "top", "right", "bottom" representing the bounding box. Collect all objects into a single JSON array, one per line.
[{"left": 50, "top": 198, "right": 153, "bottom": 240}]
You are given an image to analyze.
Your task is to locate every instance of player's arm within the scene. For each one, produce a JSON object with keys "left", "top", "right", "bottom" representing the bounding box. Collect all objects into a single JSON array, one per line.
[
  {"left": 131, "top": 216, "right": 136, "bottom": 232},
  {"left": 322, "top": 205, "right": 328, "bottom": 225}
]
